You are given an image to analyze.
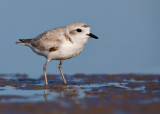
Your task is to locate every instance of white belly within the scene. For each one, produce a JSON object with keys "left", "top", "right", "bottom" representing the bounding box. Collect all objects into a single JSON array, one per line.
[
  {"left": 49, "top": 42, "right": 85, "bottom": 60},
  {"left": 30, "top": 41, "right": 85, "bottom": 61}
]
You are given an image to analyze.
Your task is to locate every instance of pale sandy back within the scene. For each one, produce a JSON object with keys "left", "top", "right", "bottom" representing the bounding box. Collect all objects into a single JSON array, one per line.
[{"left": 31, "top": 26, "right": 66, "bottom": 51}]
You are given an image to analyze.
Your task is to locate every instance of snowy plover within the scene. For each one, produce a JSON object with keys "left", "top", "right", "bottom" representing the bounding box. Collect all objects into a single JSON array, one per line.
[{"left": 16, "top": 22, "right": 98, "bottom": 86}]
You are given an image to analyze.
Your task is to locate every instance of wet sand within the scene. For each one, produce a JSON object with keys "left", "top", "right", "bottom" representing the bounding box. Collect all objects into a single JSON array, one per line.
[{"left": 0, "top": 74, "right": 160, "bottom": 114}]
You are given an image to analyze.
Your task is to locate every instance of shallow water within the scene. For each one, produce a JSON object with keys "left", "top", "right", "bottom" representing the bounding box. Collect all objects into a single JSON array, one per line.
[
  {"left": 0, "top": 78, "right": 147, "bottom": 102},
  {"left": 0, "top": 74, "right": 160, "bottom": 114}
]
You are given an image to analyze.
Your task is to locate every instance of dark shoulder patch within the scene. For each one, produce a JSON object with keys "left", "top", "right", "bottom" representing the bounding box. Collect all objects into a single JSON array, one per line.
[
  {"left": 64, "top": 33, "right": 73, "bottom": 43},
  {"left": 49, "top": 47, "right": 58, "bottom": 52}
]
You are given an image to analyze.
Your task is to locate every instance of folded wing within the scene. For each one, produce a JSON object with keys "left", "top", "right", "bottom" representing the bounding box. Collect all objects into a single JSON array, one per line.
[{"left": 31, "top": 27, "right": 66, "bottom": 51}]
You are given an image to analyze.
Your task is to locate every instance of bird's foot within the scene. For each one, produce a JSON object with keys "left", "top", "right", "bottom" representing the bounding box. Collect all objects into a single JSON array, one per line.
[
  {"left": 44, "top": 84, "right": 48, "bottom": 87},
  {"left": 64, "top": 82, "right": 67, "bottom": 85}
]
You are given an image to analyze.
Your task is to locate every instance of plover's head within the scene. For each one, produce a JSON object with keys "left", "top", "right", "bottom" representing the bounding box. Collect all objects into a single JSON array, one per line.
[{"left": 66, "top": 22, "right": 98, "bottom": 42}]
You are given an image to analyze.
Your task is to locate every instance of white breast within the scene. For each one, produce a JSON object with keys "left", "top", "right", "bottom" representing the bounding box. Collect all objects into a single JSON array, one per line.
[{"left": 48, "top": 40, "right": 85, "bottom": 60}]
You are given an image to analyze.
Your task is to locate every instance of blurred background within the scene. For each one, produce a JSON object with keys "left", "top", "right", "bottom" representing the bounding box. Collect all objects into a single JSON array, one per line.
[{"left": 0, "top": 0, "right": 160, "bottom": 78}]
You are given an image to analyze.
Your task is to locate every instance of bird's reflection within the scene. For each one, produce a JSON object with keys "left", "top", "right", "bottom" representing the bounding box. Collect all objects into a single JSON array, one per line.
[
  {"left": 43, "top": 89, "right": 48, "bottom": 102},
  {"left": 43, "top": 87, "right": 79, "bottom": 102}
]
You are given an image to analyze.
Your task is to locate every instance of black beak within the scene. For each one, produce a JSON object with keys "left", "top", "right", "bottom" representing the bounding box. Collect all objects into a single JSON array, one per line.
[{"left": 87, "top": 33, "right": 98, "bottom": 39}]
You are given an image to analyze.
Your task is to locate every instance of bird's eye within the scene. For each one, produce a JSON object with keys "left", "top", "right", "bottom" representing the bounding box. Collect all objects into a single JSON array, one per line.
[{"left": 76, "top": 28, "right": 82, "bottom": 32}]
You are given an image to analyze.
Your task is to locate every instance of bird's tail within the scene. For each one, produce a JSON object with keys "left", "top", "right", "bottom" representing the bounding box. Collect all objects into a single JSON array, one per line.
[{"left": 15, "top": 39, "right": 32, "bottom": 45}]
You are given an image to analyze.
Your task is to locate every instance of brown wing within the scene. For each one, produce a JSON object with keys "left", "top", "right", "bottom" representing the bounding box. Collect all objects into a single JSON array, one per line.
[{"left": 31, "top": 27, "right": 66, "bottom": 51}]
